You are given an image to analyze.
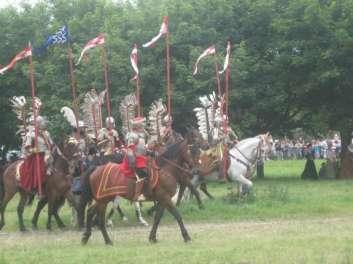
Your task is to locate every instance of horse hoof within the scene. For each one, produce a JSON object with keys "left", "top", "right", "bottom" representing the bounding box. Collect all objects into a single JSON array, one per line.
[
  {"left": 20, "top": 227, "right": 27, "bottom": 232},
  {"left": 58, "top": 224, "right": 66, "bottom": 230},
  {"left": 81, "top": 236, "right": 89, "bottom": 245},
  {"left": 122, "top": 216, "right": 128, "bottom": 222},
  {"left": 149, "top": 237, "right": 157, "bottom": 243},
  {"left": 184, "top": 236, "right": 192, "bottom": 243},
  {"left": 105, "top": 240, "right": 113, "bottom": 246}
]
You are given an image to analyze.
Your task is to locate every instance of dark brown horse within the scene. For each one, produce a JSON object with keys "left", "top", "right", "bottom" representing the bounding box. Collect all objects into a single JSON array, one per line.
[
  {"left": 80, "top": 132, "right": 199, "bottom": 245},
  {"left": 0, "top": 137, "right": 80, "bottom": 231}
]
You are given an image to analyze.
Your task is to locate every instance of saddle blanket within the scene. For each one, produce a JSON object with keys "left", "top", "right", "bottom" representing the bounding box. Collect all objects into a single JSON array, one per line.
[{"left": 95, "top": 162, "right": 160, "bottom": 200}]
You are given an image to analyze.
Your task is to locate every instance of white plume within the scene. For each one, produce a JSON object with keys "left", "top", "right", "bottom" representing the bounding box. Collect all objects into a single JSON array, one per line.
[{"left": 60, "top": 106, "right": 77, "bottom": 127}]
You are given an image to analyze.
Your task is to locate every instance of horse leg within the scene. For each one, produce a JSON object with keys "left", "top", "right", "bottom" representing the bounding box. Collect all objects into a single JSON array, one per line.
[
  {"left": 53, "top": 198, "right": 66, "bottom": 229},
  {"left": 17, "top": 191, "right": 28, "bottom": 232},
  {"left": 147, "top": 202, "right": 157, "bottom": 216},
  {"left": 134, "top": 202, "right": 148, "bottom": 226},
  {"left": 175, "top": 184, "right": 186, "bottom": 207},
  {"left": 32, "top": 197, "right": 48, "bottom": 230},
  {"left": 46, "top": 195, "right": 55, "bottom": 231},
  {"left": 96, "top": 202, "right": 112, "bottom": 245},
  {"left": 200, "top": 182, "right": 214, "bottom": 199},
  {"left": 0, "top": 189, "right": 16, "bottom": 230},
  {"left": 185, "top": 181, "right": 204, "bottom": 209},
  {"left": 82, "top": 202, "right": 97, "bottom": 245},
  {"left": 165, "top": 200, "right": 191, "bottom": 243},
  {"left": 107, "top": 196, "right": 128, "bottom": 226},
  {"left": 77, "top": 196, "right": 88, "bottom": 229},
  {"left": 148, "top": 202, "right": 165, "bottom": 243}
]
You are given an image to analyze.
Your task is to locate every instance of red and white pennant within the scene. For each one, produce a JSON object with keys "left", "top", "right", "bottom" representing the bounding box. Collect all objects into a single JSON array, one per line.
[
  {"left": 142, "top": 16, "right": 168, "bottom": 48},
  {"left": 193, "top": 45, "right": 216, "bottom": 75},
  {"left": 0, "top": 46, "right": 32, "bottom": 75},
  {"left": 76, "top": 34, "right": 105, "bottom": 65},
  {"left": 130, "top": 44, "right": 139, "bottom": 80}
]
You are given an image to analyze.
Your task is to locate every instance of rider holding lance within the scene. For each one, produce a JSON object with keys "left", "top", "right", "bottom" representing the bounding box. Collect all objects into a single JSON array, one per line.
[
  {"left": 123, "top": 116, "right": 150, "bottom": 201},
  {"left": 21, "top": 116, "right": 53, "bottom": 193}
]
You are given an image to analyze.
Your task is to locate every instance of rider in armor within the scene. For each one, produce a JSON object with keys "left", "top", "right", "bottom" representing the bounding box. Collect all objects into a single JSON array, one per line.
[
  {"left": 21, "top": 115, "right": 53, "bottom": 192},
  {"left": 97, "top": 116, "right": 119, "bottom": 156},
  {"left": 124, "top": 117, "right": 149, "bottom": 201}
]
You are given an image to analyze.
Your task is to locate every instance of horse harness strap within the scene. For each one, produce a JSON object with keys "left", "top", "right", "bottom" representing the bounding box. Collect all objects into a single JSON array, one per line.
[
  {"left": 228, "top": 152, "right": 251, "bottom": 171},
  {"left": 228, "top": 141, "right": 262, "bottom": 172}
]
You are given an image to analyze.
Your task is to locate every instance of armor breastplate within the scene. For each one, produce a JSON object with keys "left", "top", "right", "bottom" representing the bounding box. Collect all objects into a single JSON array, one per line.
[{"left": 135, "top": 138, "right": 146, "bottom": 155}]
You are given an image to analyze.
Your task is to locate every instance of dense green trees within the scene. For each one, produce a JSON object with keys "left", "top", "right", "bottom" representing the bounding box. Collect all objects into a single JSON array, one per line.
[{"left": 1, "top": 0, "right": 353, "bottom": 154}]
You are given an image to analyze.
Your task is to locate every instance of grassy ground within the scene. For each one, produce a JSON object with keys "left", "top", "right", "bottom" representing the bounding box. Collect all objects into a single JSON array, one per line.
[{"left": 1, "top": 159, "right": 353, "bottom": 263}]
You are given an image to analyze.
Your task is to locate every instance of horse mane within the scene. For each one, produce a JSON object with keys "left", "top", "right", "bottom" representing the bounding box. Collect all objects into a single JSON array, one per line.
[
  {"left": 157, "top": 139, "right": 185, "bottom": 167},
  {"left": 236, "top": 137, "right": 260, "bottom": 149}
]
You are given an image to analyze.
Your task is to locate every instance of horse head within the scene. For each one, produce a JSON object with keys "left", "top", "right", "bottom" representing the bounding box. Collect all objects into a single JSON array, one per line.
[{"left": 258, "top": 132, "right": 273, "bottom": 156}]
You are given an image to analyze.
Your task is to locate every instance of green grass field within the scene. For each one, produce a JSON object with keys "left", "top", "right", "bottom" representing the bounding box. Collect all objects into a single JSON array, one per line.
[{"left": 1, "top": 160, "right": 353, "bottom": 264}]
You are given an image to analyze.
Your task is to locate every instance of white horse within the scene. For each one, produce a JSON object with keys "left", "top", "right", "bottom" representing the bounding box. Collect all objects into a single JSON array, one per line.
[{"left": 228, "top": 133, "right": 273, "bottom": 194}]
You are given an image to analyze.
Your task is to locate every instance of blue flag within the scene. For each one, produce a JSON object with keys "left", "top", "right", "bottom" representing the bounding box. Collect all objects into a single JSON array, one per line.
[
  {"left": 34, "top": 26, "right": 69, "bottom": 55},
  {"left": 44, "top": 25, "right": 69, "bottom": 46}
]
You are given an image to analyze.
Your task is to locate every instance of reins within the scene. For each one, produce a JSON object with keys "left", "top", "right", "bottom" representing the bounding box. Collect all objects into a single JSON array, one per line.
[{"left": 159, "top": 156, "right": 193, "bottom": 175}]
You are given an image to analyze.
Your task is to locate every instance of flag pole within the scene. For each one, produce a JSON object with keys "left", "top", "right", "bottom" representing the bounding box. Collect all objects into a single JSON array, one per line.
[
  {"left": 134, "top": 44, "right": 141, "bottom": 117},
  {"left": 101, "top": 45, "right": 112, "bottom": 122},
  {"left": 222, "top": 41, "right": 232, "bottom": 182},
  {"left": 101, "top": 43, "right": 115, "bottom": 148},
  {"left": 136, "top": 75, "right": 141, "bottom": 117},
  {"left": 165, "top": 17, "right": 172, "bottom": 121},
  {"left": 225, "top": 41, "right": 231, "bottom": 117},
  {"left": 67, "top": 44, "right": 81, "bottom": 138},
  {"left": 28, "top": 43, "right": 42, "bottom": 196},
  {"left": 214, "top": 54, "right": 222, "bottom": 97}
]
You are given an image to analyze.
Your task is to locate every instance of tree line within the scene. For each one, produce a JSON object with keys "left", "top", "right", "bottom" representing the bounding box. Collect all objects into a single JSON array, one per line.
[{"left": 1, "top": 0, "right": 353, "bottom": 157}]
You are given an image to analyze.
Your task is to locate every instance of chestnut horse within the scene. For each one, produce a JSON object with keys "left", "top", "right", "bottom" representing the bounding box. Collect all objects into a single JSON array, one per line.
[
  {"left": 0, "top": 137, "right": 80, "bottom": 231},
  {"left": 81, "top": 133, "right": 199, "bottom": 245}
]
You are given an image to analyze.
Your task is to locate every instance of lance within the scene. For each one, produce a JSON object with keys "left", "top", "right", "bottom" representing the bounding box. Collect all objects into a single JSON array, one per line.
[
  {"left": 222, "top": 41, "right": 232, "bottom": 181},
  {"left": 101, "top": 44, "right": 116, "bottom": 149},
  {"left": 67, "top": 44, "right": 81, "bottom": 138},
  {"left": 225, "top": 40, "right": 231, "bottom": 117},
  {"left": 28, "top": 42, "right": 42, "bottom": 196},
  {"left": 214, "top": 54, "right": 222, "bottom": 98},
  {"left": 165, "top": 19, "right": 172, "bottom": 121},
  {"left": 132, "top": 43, "right": 141, "bottom": 117}
]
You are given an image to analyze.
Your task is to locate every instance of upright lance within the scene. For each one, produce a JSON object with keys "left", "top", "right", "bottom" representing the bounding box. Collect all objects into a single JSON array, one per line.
[{"left": 28, "top": 43, "right": 42, "bottom": 196}]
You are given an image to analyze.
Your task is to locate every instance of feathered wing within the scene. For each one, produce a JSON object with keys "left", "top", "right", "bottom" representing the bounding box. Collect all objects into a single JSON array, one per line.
[
  {"left": 119, "top": 93, "right": 137, "bottom": 136},
  {"left": 10, "top": 96, "right": 30, "bottom": 136},
  {"left": 10, "top": 96, "right": 43, "bottom": 137},
  {"left": 60, "top": 106, "right": 77, "bottom": 127},
  {"left": 193, "top": 92, "right": 220, "bottom": 142},
  {"left": 81, "top": 89, "right": 103, "bottom": 138},
  {"left": 147, "top": 99, "right": 167, "bottom": 142}
]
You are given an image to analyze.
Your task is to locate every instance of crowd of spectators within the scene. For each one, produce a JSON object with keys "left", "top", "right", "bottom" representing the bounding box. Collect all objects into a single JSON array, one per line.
[{"left": 271, "top": 136, "right": 341, "bottom": 160}]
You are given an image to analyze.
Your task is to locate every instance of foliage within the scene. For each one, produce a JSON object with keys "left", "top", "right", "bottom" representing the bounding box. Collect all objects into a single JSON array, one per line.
[{"left": 1, "top": 0, "right": 353, "bottom": 152}]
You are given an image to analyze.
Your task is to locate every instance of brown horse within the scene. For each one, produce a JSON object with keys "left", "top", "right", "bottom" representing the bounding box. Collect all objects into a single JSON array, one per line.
[
  {"left": 80, "top": 132, "right": 199, "bottom": 245},
  {"left": 0, "top": 137, "right": 80, "bottom": 231}
]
